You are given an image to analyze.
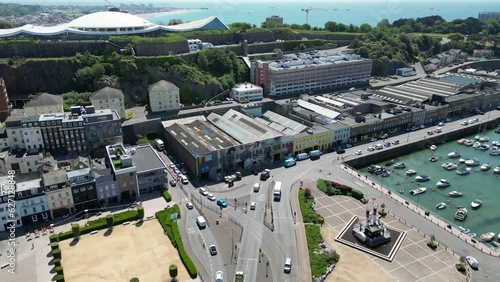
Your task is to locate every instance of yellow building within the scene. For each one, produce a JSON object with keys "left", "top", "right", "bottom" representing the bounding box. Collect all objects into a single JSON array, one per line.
[
  {"left": 43, "top": 169, "right": 75, "bottom": 218},
  {"left": 292, "top": 126, "right": 334, "bottom": 154},
  {"left": 23, "top": 93, "right": 63, "bottom": 115}
]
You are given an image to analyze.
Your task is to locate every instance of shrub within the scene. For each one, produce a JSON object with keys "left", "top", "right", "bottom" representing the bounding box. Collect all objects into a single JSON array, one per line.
[
  {"left": 298, "top": 188, "right": 322, "bottom": 224},
  {"left": 360, "top": 198, "right": 368, "bottom": 204},
  {"left": 304, "top": 188, "right": 312, "bottom": 199},
  {"left": 106, "top": 214, "right": 114, "bottom": 229},
  {"left": 49, "top": 234, "right": 59, "bottom": 243},
  {"left": 137, "top": 206, "right": 144, "bottom": 220},
  {"left": 351, "top": 189, "right": 364, "bottom": 200},
  {"left": 55, "top": 266, "right": 64, "bottom": 275},
  {"left": 378, "top": 210, "right": 388, "bottom": 217},
  {"left": 162, "top": 188, "right": 172, "bottom": 202},
  {"left": 50, "top": 242, "right": 59, "bottom": 250},
  {"left": 55, "top": 274, "right": 65, "bottom": 282},
  {"left": 130, "top": 278, "right": 139, "bottom": 282},
  {"left": 306, "top": 225, "right": 339, "bottom": 278},
  {"left": 52, "top": 248, "right": 61, "bottom": 259},
  {"left": 455, "top": 263, "right": 466, "bottom": 272},
  {"left": 71, "top": 224, "right": 81, "bottom": 238},
  {"left": 427, "top": 241, "right": 438, "bottom": 249},
  {"left": 169, "top": 264, "right": 178, "bottom": 279},
  {"left": 54, "top": 258, "right": 61, "bottom": 267}
]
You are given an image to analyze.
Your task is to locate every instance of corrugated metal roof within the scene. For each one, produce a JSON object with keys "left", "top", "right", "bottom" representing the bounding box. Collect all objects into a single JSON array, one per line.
[{"left": 297, "top": 99, "right": 341, "bottom": 119}]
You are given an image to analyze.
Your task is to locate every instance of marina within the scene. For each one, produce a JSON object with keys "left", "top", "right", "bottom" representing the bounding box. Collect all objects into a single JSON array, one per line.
[{"left": 359, "top": 128, "right": 500, "bottom": 248}]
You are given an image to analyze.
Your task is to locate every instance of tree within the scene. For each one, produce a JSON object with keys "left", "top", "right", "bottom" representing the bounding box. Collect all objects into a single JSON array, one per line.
[
  {"left": 130, "top": 278, "right": 140, "bottom": 282},
  {"left": 137, "top": 206, "right": 144, "bottom": 221},
  {"left": 196, "top": 53, "right": 209, "bottom": 71},
  {"left": 377, "top": 19, "right": 391, "bottom": 29},
  {"left": 302, "top": 24, "right": 311, "bottom": 30},
  {"left": 71, "top": 223, "right": 81, "bottom": 239},
  {"left": 299, "top": 43, "right": 306, "bottom": 50},
  {"left": 230, "top": 22, "right": 252, "bottom": 32},
  {"left": 0, "top": 20, "right": 13, "bottom": 29},
  {"left": 380, "top": 203, "right": 386, "bottom": 212},
  {"left": 448, "top": 33, "right": 465, "bottom": 42},
  {"left": 169, "top": 264, "right": 178, "bottom": 281},
  {"left": 324, "top": 21, "right": 338, "bottom": 32},
  {"left": 106, "top": 214, "right": 114, "bottom": 229},
  {"left": 359, "top": 23, "right": 372, "bottom": 33}
]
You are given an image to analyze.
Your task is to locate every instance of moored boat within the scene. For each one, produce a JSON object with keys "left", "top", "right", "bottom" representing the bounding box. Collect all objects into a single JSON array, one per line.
[
  {"left": 444, "top": 163, "right": 458, "bottom": 170},
  {"left": 490, "top": 147, "right": 500, "bottom": 156},
  {"left": 494, "top": 166, "right": 500, "bottom": 174},
  {"left": 480, "top": 163, "right": 492, "bottom": 171},
  {"left": 394, "top": 162, "right": 406, "bottom": 169},
  {"left": 472, "top": 142, "right": 481, "bottom": 149},
  {"left": 480, "top": 232, "right": 495, "bottom": 242},
  {"left": 406, "top": 169, "right": 417, "bottom": 176},
  {"left": 464, "top": 139, "right": 474, "bottom": 146},
  {"left": 457, "top": 138, "right": 467, "bottom": 145},
  {"left": 449, "top": 191, "right": 463, "bottom": 197},
  {"left": 459, "top": 158, "right": 468, "bottom": 164},
  {"left": 456, "top": 167, "right": 470, "bottom": 175},
  {"left": 465, "top": 158, "right": 480, "bottom": 166},
  {"left": 436, "top": 202, "right": 447, "bottom": 210},
  {"left": 448, "top": 151, "right": 461, "bottom": 158},
  {"left": 455, "top": 207, "right": 468, "bottom": 221},
  {"left": 471, "top": 199, "right": 483, "bottom": 209},
  {"left": 479, "top": 136, "right": 490, "bottom": 142},
  {"left": 429, "top": 155, "right": 438, "bottom": 162},
  {"left": 410, "top": 187, "right": 427, "bottom": 195},
  {"left": 386, "top": 159, "right": 395, "bottom": 166},
  {"left": 436, "top": 179, "right": 450, "bottom": 188},
  {"left": 459, "top": 226, "right": 470, "bottom": 233},
  {"left": 415, "top": 175, "right": 431, "bottom": 182},
  {"left": 430, "top": 145, "right": 437, "bottom": 151},
  {"left": 399, "top": 189, "right": 404, "bottom": 194}
]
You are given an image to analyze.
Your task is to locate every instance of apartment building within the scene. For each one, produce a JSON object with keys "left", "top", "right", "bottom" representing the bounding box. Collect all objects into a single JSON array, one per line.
[
  {"left": 0, "top": 77, "right": 10, "bottom": 122},
  {"left": 21, "top": 115, "right": 44, "bottom": 150},
  {"left": 0, "top": 127, "right": 9, "bottom": 151},
  {"left": 128, "top": 144, "right": 168, "bottom": 196},
  {"left": 61, "top": 110, "right": 87, "bottom": 154},
  {"left": 106, "top": 144, "right": 138, "bottom": 201},
  {"left": 252, "top": 52, "right": 372, "bottom": 97},
  {"left": 90, "top": 87, "right": 126, "bottom": 119},
  {"left": 15, "top": 176, "right": 51, "bottom": 226},
  {"left": 0, "top": 175, "right": 22, "bottom": 232},
  {"left": 292, "top": 126, "right": 333, "bottom": 155},
  {"left": 0, "top": 149, "right": 44, "bottom": 175},
  {"left": 82, "top": 107, "right": 123, "bottom": 156},
  {"left": 43, "top": 169, "right": 74, "bottom": 218},
  {"left": 67, "top": 168, "right": 98, "bottom": 212},
  {"left": 231, "top": 83, "right": 263, "bottom": 102},
  {"left": 148, "top": 80, "right": 180, "bottom": 112},
  {"left": 93, "top": 168, "right": 120, "bottom": 206},
  {"left": 39, "top": 113, "right": 65, "bottom": 153},
  {"left": 23, "top": 93, "right": 63, "bottom": 115}
]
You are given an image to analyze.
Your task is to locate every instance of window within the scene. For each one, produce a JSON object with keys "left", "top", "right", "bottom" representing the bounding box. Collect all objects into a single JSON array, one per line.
[
  {"left": 32, "top": 207, "right": 36, "bottom": 213},
  {"left": 31, "top": 215, "right": 38, "bottom": 222},
  {"left": 23, "top": 209, "right": 28, "bottom": 215},
  {"left": 73, "top": 188, "right": 79, "bottom": 193},
  {"left": 42, "top": 212, "right": 48, "bottom": 219}
]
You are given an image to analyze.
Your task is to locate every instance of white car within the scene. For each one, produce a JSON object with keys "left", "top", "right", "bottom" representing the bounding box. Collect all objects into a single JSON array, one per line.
[
  {"left": 207, "top": 193, "right": 216, "bottom": 201},
  {"left": 374, "top": 144, "right": 384, "bottom": 150},
  {"left": 355, "top": 150, "right": 362, "bottom": 155},
  {"left": 391, "top": 140, "right": 400, "bottom": 145},
  {"left": 465, "top": 256, "right": 479, "bottom": 269},
  {"left": 346, "top": 144, "right": 352, "bottom": 148},
  {"left": 199, "top": 188, "right": 209, "bottom": 196},
  {"left": 215, "top": 271, "right": 223, "bottom": 282},
  {"left": 370, "top": 137, "right": 378, "bottom": 142},
  {"left": 186, "top": 202, "right": 193, "bottom": 210},
  {"left": 468, "top": 119, "right": 475, "bottom": 124},
  {"left": 461, "top": 121, "right": 469, "bottom": 126},
  {"left": 438, "top": 122, "right": 445, "bottom": 126},
  {"left": 367, "top": 146, "right": 375, "bottom": 152},
  {"left": 434, "top": 127, "right": 442, "bottom": 133},
  {"left": 250, "top": 202, "right": 256, "bottom": 210}
]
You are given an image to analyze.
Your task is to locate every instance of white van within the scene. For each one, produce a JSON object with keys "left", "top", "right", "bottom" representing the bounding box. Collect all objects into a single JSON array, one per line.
[
  {"left": 253, "top": 183, "right": 260, "bottom": 192},
  {"left": 284, "top": 257, "right": 292, "bottom": 273},
  {"left": 296, "top": 153, "right": 309, "bottom": 161},
  {"left": 181, "top": 175, "right": 189, "bottom": 185},
  {"left": 374, "top": 144, "right": 384, "bottom": 150},
  {"left": 196, "top": 216, "right": 206, "bottom": 229}
]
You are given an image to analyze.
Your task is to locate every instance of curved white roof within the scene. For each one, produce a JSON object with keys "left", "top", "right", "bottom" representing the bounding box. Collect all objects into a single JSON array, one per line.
[
  {"left": 0, "top": 12, "right": 228, "bottom": 38},
  {"left": 67, "top": 11, "right": 155, "bottom": 29}
]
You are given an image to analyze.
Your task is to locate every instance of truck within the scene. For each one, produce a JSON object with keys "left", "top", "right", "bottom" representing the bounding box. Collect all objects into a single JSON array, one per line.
[
  {"left": 273, "top": 181, "right": 282, "bottom": 201},
  {"left": 296, "top": 153, "right": 309, "bottom": 161},
  {"left": 260, "top": 169, "right": 270, "bottom": 180},
  {"left": 154, "top": 138, "right": 164, "bottom": 151},
  {"left": 309, "top": 150, "right": 322, "bottom": 160},
  {"left": 283, "top": 158, "right": 296, "bottom": 168}
]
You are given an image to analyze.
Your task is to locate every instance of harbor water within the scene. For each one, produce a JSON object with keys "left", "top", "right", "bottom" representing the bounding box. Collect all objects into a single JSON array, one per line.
[{"left": 359, "top": 129, "right": 500, "bottom": 247}]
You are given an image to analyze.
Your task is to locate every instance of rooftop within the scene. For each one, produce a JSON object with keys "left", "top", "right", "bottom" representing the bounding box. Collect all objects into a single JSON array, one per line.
[
  {"left": 16, "top": 178, "right": 42, "bottom": 192},
  {"left": 267, "top": 52, "right": 368, "bottom": 71},
  {"left": 258, "top": 110, "right": 308, "bottom": 135},
  {"left": 24, "top": 93, "right": 63, "bottom": 108},
  {"left": 233, "top": 82, "right": 262, "bottom": 91},
  {"left": 128, "top": 144, "right": 166, "bottom": 172},
  {"left": 66, "top": 168, "right": 92, "bottom": 179},
  {"left": 297, "top": 99, "right": 341, "bottom": 119},
  {"left": 148, "top": 80, "right": 179, "bottom": 92},
  {"left": 42, "top": 169, "right": 68, "bottom": 187},
  {"left": 90, "top": 87, "right": 124, "bottom": 100},
  {"left": 93, "top": 168, "right": 115, "bottom": 184}
]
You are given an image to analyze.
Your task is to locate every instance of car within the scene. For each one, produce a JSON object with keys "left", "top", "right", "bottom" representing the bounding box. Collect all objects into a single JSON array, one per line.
[
  {"left": 445, "top": 118, "right": 452, "bottom": 122},
  {"left": 180, "top": 168, "right": 188, "bottom": 175},
  {"left": 173, "top": 168, "right": 182, "bottom": 176},
  {"left": 434, "top": 127, "right": 442, "bottom": 133},
  {"left": 169, "top": 180, "right": 177, "bottom": 187},
  {"left": 336, "top": 149, "right": 345, "bottom": 154},
  {"left": 465, "top": 256, "right": 479, "bottom": 270},
  {"left": 355, "top": 150, "right": 362, "bottom": 155},
  {"left": 169, "top": 163, "right": 176, "bottom": 169},
  {"left": 461, "top": 121, "right": 469, "bottom": 126},
  {"left": 199, "top": 188, "right": 209, "bottom": 196},
  {"left": 216, "top": 199, "right": 228, "bottom": 208},
  {"left": 391, "top": 140, "right": 400, "bottom": 145},
  {"left": 250, "top": 202, "right": 256, "bottom": 210},
  {"left": 215, "top": 270, "right": 223, "bottom": 282},
  {"left": 374, "top": 144, "right": 383, "bottom": 150},
  {"left": 380, "top": 133, "right": 388, "bottom": 139},
  {"left": 209, "top": 245, "right": 217, "bottom": 256},
  {"left": 345, "top": 144, "right": 352, "bottom": 148},
  {"left": 186, "top": 202, "right": 193, "bottom": 210},
  {"left": 438, "top": 121, "right": 445, "bottom": 126},
  {"left": 207, "top": 193, "right": 216, "bottom": 201},
  {"left": 367, "top": 146, "right": 375, "bottom": 152},
  {"left": 370, "top": 137, "right": 378, "bottom": 142},
  {"left": 427, "top": 130, "right": 434, "bottom": 135},
  {"left": 384, "top": 142, "right": 391, "bottom": 147},
  {"left": 468, "top": 119, "right": 475, "bottom": 124}
]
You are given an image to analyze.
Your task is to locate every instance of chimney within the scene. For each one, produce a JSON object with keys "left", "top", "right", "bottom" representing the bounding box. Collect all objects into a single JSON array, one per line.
[{"left": 373, "top": 206, "right": 378, "bottom": 216}]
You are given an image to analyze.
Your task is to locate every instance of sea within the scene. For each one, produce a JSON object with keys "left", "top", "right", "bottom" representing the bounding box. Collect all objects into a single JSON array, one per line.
[
  {"left": 13, "top": 0, "right": 500, "bottom": 28},
  {"left": 359, "top": 128, "right": 500, "bottom": 249}
]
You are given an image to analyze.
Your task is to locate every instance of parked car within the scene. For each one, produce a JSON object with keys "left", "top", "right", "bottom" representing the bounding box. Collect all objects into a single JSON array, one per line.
[
  {"left": 434, "top": 127, "right": 442, "bottom": 133},
  {"left": 186, "top": 202, "right": 193, "bottom": 210},
  {"left": 445, "top": 118, "right": 452, "bottom": 122},
  {"left": 217, "top": 199, "right": 228, "bottom": 208},
  {"left": 391, "top": 140, "right": 400, "bottom": 145},
  {"left": 461, "top": 121, "right": 469, "bottom": 126},
  {"left": 384, "top": 142, "right": 391, "bottom": 147},
  {"left": 465, "top": 256, "right": 479, "bottom": 270},
  {"left": 345, "top": 144, "right": 352, "bottom": 148},
  {"left": 163, "top": 150, "right": 168, "bottom": 155},
  {"left": 367, "top": 146, "right": 375, "bottom": 152},
  {"left": 250, "top": 202, "right": 256, "bottom": 210},
  {"left": 209, "top": 245, "right": 217, "bottom": 256},
  {"left": 427, "top": 130, "right": 434, "bottom": 135},
  {"left": 355, "top": 150, "right": 363, "bottom": 155},
  {"left": 199, "top": 188, "right": 209, "bottom": 196},
  {"left": 207, "top": 194, "right": 216, "bottom": 201},
  {"left": 374, "top": 144, "right": 384, "bottom": 150},
  {"left": 336, "top": 149, "right": 346, "bottom": 154},
  {"left": 380, "top": 133, "right": 388, "bottom": 139},
  {"left": 169, "top": 180, "right": 177, "bottom": 187},
  {"left": 173, "top": 168, "right": 182, "bottom": 176},
  {"left": 438, "top": 121, "right": 445, "bottom": 126},
  {"left": 370, "top": 137, "right": 378, "bottom": 142}
]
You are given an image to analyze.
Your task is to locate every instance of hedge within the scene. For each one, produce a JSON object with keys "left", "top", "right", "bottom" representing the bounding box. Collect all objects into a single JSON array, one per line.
[
  {"left": 316, "top": 179, "right": 364, "bottom": 201},
  {"left": 109, "top": 35, "right": 187, "bottom": 44},
  {"left": 55, "top": 274, "right": 65, "bottom": 282},
  {"left": 130, "top": 278, "right": 139, "bottom": 282},
  {"left": 55, "top": 266, "right": 64, "bottom": 275},
  {"left": 52, "top": 248, "right": 61, "bottom": 259},
  {"left": 49, "top": 234, "right": 59, "bottom": 243},
  {"left": 306, "top": 225, "right": 339, "bottom": 278},
  {"left": 298, "top": 188, "right": 323, "bottom": 224},
  {"left": 55, "top": 210, "right": 140, "bottom": 241},
  {"left": 50, "top": 242, "right": 59, "bottom": 250},
  {"left": 155, "top": 205, "right": 197, "bottom": 278},
  {"left": 161, "top": 187, "right": 172, "bottom": 202},
  {"left": 54, "top": 258, "right": 61, "bottom": 267}
]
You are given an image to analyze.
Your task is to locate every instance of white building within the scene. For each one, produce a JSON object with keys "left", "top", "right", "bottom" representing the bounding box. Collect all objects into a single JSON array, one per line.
[
  {"left": 23, "top": 93, "right": 63, "bottom": 116},
  {"left": 0, "top": 175, "right": 22, "bottom": 232},
  {"left": 0, "top": 150, "right": 45, "bottom": 175},
  {"left": 0, "top": 127, "right": 9, "bottom": 151},
  {"left": 148, "top": 80, "right": 180, "bottom": 112},
  {"left": 21, "top": 115, "right": 43, "bottom": 150},
  {"left": 231, "top": 83, "right": 263, "bottom": 102},
  {"left": 90, "top": 87, "right": 126, "bottom": 119},
  {"left": 15, "top": 176, "right": 50, "bottom": 226}
]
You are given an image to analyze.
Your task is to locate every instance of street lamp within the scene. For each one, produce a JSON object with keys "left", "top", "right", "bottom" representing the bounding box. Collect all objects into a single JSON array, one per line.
[{"left": 84, "top": 209, "right": 89, "bottom": 226}]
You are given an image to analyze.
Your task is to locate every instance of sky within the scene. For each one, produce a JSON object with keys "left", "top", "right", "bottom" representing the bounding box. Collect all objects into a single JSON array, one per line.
[{"left": 7, "top": 0, "right": 500, "bottom": 4}]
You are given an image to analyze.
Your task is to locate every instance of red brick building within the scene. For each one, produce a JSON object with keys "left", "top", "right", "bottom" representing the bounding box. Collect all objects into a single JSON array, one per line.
[{"left": 0, "top": 77, "right": 10, "bottom": 122}]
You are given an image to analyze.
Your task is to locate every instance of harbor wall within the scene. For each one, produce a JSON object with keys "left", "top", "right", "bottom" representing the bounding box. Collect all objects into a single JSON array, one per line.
[{"left": 345, "top": 117, "right": 500, "bottom": 169}]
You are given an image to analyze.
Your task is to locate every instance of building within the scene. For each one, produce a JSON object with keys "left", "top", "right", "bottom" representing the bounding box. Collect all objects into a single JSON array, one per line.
[
  {"left": 128, "top": 144, "right": 168, "bottom": 195},
  {"left": 231, "top": 83, "right": 263, "bottom": 102},
  {"left": 67, "top": 168, "right": 98, "bottom": 212},
  {"left": 252, "top": 51, "right": 372, "bottom": 97},
  {"left": 148, "top": 80, "right": 180, "bottom": 113},
  {"left": 82, "top": 107, "right": 123, "bottom": 156},
  {"left": 0, "top": 77, "right": 10, "bottom": 122},
  {"left": 43, "top": 169, "right": 74, "bottom": 218},
  {"left": 61, "top": 109, "right": 87, "bottom": 154},
  {"left": 266, "top": 15, "right": 283, "bottom": 24},
  {"left": 478, "top": 11, "right": 500, "bottom": 21},
  {"left": 15, "top": 176, "right": 51, "bottom": 226},
  {"left": 472, "top": 49, "right": 494, "bottom": 58},
  {"left": 23, "top": 93, "right": 63, "bottom": 115},
  {"left": 21, "top": 115, "right": 44, "bottom": 150},
  {"left": 396, "top": 68, "right": 413, "bottom": 77},
  {"left": 0, "top": 175, "right": 22, "bottom": 232},
  {"left": 0, "top": 127, "right": 8, "bottom": 151},
  {"left": 5, "top": 115, "right": 25, "bottom": 150},
  {"left": 292, "top": 126, "right": 333, "bottom": 155},
  {"left": 90, "top": 87, "right": 126, "bottom": 119},
  {"left": 93, "top": 168, "right": 119, "bottom": 206},
  {"left": 0, "top": 149, "right": 44, "bottom": 175},
  {"left": 106, "top": 144, "right": 138, "bottom": 201},
  {"left": 0, "top": 11, "right": 229, "bottom": 39}
]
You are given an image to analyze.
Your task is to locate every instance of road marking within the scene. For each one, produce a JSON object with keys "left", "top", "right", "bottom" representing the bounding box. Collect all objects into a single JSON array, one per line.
[
  {"left": 258, "top": 194, "right": 266, "bottom": 201},
  {"left": 187, "top": 228, "right": 195, "bottom": 234},
  {"left": 355, "top": 181, "right": 365, "bottom": 187}
]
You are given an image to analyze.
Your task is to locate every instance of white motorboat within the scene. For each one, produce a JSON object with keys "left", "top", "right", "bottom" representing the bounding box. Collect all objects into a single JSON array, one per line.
[
  {"left": 477, "top": 144, "right": 490, "bottom": 151},
  {"left": 436, "top": 202, "right": 447, "bottom": 210},
  {"left": 394, "top": 162, "right": 406, "bottom": 169},
  {"left": 448, "top": 151, "right": 461, "bottom": 158},
  {"left": 436, "top": 179, "right": 450, "bottom": 188},
  {"left": 459, "top": 226, "right": 470, "bottom": 233},
  {"left": 449, "top": 191, "right": 463, "bottom": 197},
  {"left": 455, "top": 207, "right": 468, "bottom": 221},
  {"left": 479, "top": 137, "right": 490, "bottom": 142},
  {"left": 494, "top": 166, "right": 500, "bottom": 174},
  {"left": 480, "top": 232, "right": 495, "bottom": 242},
  {"left": 441, "top": 162, "right": 453, "bottom": 168},
  {"left": 410, "top": 187, "right": 427, "bottom": 195},
  {"left": 399, "top": 189, "right": 404, "bottom": 194},
  {"left": 464, "top": 139, "right": 474, "bottom": 146},
  {"left": 490, "top": 147, "right": 500, "bottom": 156},
  {"left": 456, "top": 167, "right": 470, "bottom": 175},
  {"left": 475, "top": 135, "right": 481, "bottom": 140},
  {"left": 415, "top": 175, "right": 431, "bottom": 182},
  {"left": 492, "top": 141, "right": 499, "bottom": 146},
  {"left": 429, "top": 155, "right": 438, "bottom": 162},
  {"left": 472, "top": 142, "right": 481, "bottom": 149},
  {"left": 444, "top": 163, "right": 458, "bottom": 170},
  {"left": 430, "top": 145, "right": 437, "bottom": 151},
  {"left": 457, "top": 139, "right": 467, "bottom": 145},
  {"left": 459, "top": 158, "right": 468, "bottom": 164},
  {"left": 471, "top": 199, "right": 483, "bottom": 209},
  {"left": 406, "top": 169, "right": 417, "bottom": 176},
  {"left": 465, "top": 158, "right": 480, "bottom": 166},
  {"left": 480, "top": 163, "right": 492, "bottom": 171}
]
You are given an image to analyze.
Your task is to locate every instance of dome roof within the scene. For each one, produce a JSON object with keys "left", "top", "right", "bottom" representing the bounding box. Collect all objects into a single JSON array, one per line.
[{"left": 67, "top": 11, "right": 154, "bottom": 29}]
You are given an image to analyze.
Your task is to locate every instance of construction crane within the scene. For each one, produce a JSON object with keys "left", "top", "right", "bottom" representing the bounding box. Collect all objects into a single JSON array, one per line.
[{"left": 300, "top": 8, "right": 320, "bottom": 25}]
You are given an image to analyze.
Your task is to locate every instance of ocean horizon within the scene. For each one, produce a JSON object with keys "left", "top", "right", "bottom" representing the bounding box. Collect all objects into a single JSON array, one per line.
[{"left": 9, "top": 1, "right": 500, "bottom": 27}]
